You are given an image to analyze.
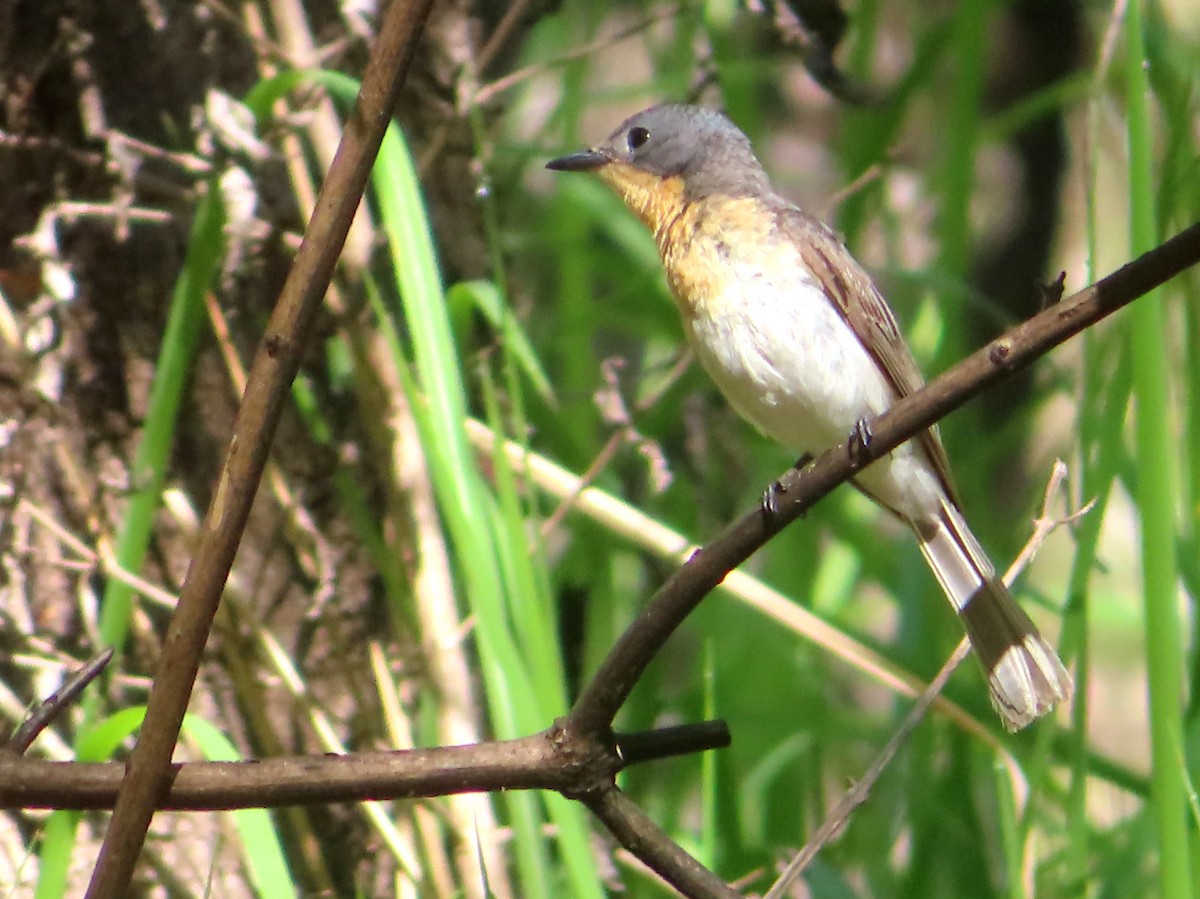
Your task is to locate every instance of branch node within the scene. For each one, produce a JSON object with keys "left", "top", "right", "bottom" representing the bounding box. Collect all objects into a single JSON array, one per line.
[{"left": 988, "top": 338, "right": 1014, "bottom": 366}]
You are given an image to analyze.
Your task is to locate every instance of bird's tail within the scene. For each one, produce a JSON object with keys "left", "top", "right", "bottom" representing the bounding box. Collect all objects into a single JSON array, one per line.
[{"left": 914, "top": 500, "right": 1072, "bottom": 731}]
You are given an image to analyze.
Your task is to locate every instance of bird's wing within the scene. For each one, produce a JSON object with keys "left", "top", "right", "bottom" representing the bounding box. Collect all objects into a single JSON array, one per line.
[{"left": 779, "top": 204, "right": 961, "bottom": 505}]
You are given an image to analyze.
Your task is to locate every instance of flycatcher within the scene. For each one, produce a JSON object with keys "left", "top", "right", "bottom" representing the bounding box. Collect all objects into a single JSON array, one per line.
[{"left": 547, "top": 103, "right": 1071, "bottom": 730}]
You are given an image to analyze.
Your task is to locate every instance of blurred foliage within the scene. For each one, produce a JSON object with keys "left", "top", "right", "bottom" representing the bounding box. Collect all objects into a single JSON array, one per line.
[{"left": 4, "top": 0, "right": 1200, "bottom": 896}]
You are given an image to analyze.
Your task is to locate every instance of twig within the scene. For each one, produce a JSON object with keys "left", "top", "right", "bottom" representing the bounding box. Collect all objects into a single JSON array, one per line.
[
  {"left": 18, "top": 497, "right": 183, "bottom": 611},
  {"left": 614, "top": 721, "right": 731, "bottom": 766},
  {"left": 473, "top": 0, "right": 536, "bottom": 76},
  {"left": 0, "top": 721, "right": 717, "bottom": 809},
  {"left": 540, "top": 429, "right": 626, "bottom": 537},
  {"left": 764, "top": 461, "right": 1092, "bottom": 896},
  {"left": 765, "top": 638, "right": 973, "bottom": 898},
  {"left": 583, "top": 787, "right": 740, "bottom": 899},
  {"left": 2, "top": 650, "right": 114, "bottom": 756},
  {"left": 1004, "top": 459, "right": 1096, "bottom": 585},
  {"left": 472, "top": 6, "right": 684, "bottom": 108},
  {"left": 566, "top": 221, "right": 1200, "bottom": 739},
  {"left": 753, "top": 0, "right": 878, "bottom": 105},
  {"left": 416, "top": 4, "right": 685, "bottom": 177}
]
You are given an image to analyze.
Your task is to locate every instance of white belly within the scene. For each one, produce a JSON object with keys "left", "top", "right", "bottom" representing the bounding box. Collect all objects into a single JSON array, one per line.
[{"left": 684, "top": 258, "right": 943, "bottom": 522}]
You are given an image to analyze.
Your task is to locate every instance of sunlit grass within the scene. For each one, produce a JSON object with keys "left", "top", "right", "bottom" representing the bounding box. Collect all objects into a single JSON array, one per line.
[
  {"left": 26, "top": 1, "right": 1199, "bottom": 895},
  {"left": 504, "top": 1, "right": 1198, "bottom": 896}
]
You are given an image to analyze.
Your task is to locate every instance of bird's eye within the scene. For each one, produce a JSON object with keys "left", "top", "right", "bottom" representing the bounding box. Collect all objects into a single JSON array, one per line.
[{"left": 627, "top": 126, "right": 650, "bottom": 151}]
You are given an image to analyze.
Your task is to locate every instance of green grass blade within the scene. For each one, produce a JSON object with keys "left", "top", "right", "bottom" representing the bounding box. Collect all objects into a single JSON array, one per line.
[
  {"left": 36, "top": 708, "right": 146, "bottom": 898},
  {"left": 40, "top": 181, "right": 226, "bottom": 899},
  {"left": 182, "top": 716, "right": 297, "bottom": 899},
  {"left": 1125, "top": 3, "right": 1192, "bottom": 897},
  {"left": 447, "top": 279, "right": 554, "bottom": 403},
  {"left": 303, "top": 70, "right": 601, "bottom": 898},
  {"left": 95, "top": 181, "right": 225, "bottom": 660}
]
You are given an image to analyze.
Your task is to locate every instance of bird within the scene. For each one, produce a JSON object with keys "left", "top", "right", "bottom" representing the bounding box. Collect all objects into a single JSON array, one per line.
[{"left": 546, "top": 103, "right": 1071, "bottom": 730}]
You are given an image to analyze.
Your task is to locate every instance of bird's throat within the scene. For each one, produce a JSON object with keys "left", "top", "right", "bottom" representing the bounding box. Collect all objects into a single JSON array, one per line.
[
  {"left": 595, "top": 165, "right": 714, "bottom": 317},
  {"left": 597, "top": 165, "right": 689, "bottom": 243}
]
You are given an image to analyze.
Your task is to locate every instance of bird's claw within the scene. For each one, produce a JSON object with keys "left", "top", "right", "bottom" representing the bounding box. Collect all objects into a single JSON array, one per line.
[
  {"left": 761, "top": 454, "right": 814, "bottom": 517},
  {"left": 849, "top": 418, "right": 872, "bottom": 466},
  {"left": 761, "top": 480, "right": 785, "bottom": 516}
]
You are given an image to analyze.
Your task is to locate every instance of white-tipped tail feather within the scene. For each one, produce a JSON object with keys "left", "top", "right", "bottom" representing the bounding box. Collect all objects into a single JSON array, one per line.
[{"left": 915, "top": 500, "right": 1072, "bottom": 731}]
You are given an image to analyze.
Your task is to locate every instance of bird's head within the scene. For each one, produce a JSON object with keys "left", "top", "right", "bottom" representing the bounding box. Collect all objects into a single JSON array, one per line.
[{"left": 546, "top": 104, "right": 769, "bottom": 232}]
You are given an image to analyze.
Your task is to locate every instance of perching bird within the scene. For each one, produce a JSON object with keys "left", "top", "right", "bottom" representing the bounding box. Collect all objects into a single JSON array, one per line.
[{"left": 547, "top": 103, "right": 1071, "bottom": 730}]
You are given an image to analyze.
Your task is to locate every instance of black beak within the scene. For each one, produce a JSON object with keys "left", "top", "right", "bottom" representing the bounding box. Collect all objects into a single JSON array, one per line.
[{"left": 545, "top": 149, "right": 610, "bottom": 172}]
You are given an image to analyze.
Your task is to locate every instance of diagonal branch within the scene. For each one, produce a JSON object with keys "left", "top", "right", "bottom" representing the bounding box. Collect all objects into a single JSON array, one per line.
[
  {"left": 566, "top": 221, "right": 1200, "bottom": 737},
  {"left": 584, "top": 787, "right": 741, "bottom": 898},
  {"left": 83, "top": 1, "right": 436, "bottom": 896},
  {"left": 2, "top": 650, "right": 114, "bottom": 756},
  {"left": 0, "top": 225, "right": 1194, "bottom": 899}
]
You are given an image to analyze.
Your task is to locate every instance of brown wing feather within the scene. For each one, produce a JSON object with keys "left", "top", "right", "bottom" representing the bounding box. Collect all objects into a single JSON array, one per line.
[{"left": 774, "top": 202, "right": 962, "bottom": 507}]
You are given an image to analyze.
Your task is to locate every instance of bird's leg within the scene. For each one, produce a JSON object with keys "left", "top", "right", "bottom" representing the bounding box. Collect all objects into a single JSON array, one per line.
[
  {"left": 848, "top": 417, "right": 873, "bottom": 466},
  {"left": 761, "top": 453, "right": 814, "bottom": 516}
]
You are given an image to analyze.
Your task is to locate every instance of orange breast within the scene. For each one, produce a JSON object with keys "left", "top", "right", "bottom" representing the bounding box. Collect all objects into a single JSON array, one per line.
[
  {"left": 660, "top": 197, "right": 778, "bottom": 321},
  {"left": 594, "top": 161, "right": 784, "bottom": 323}
]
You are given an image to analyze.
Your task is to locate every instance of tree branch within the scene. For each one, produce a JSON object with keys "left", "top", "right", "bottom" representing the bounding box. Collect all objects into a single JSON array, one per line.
[
  {"left": 4, "top": 223, "right": 1194, "bottom": 899},
  {"left": 2, "top": 650, "right": 113, "bottom": 756},
  {"left": 584, "top": 787, "right": 741, "bottom": 898},
  {"left": 84, "top": 1, "right": 436, "bottom": 896},
  {"left": 0, "top": 721, "right": 729, "bottom": 810},
  {"left": 566, "top": 221, "right": 1200, "bottom": 735}
]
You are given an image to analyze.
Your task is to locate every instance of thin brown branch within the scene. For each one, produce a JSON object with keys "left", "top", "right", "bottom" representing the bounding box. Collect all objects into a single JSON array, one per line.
[
  {"left": 2, "top": 650, "right": 114, "bottom": 756},
  {"left": 83, "top": 1, "right": 436, "bottom": 896},
  {"left": 0, "top": 733, "right": 572, "bottom": 810},
  {"left": 566, "top": 221, "right": 1200, "bottom": 737},
  {"left": 764, "top": 461, "right": 1093, "bottom": 896},
  {"left": 541, "top": 429, "right": 625, "bottom": 536},
  {"left": 471, "top": 6, "right": 683, "bottom": 108},
  {"left": 417, "top": 4, "right": 684, "bottom": 177},
  {"left": 0, "top": 721, "right": 722, "bottom": 810},
  {"left": 474, "top": 0, "right": 535, "bottom": 76},
  {"left": 614, "top": 721, "right": 731, "bottom": 766},
  {"left": 754, "top": 0, "right": 878, "bottom": 105},
  {"left": 765, "top": 639, "right": 973, "bottom": 899},
  {"left": 583, "top": 787, "right": 741, "bottom": 899}
]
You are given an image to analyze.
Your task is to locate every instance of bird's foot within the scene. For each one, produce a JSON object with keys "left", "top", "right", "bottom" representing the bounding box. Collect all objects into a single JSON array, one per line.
[
  {"left": 762, "top": 480, "right": 785, "bottom": 516},
  {"left": 761, "top": 454, "right": 814, "bottom": 517},
  {"left": 849, "top": 417, "right": 872, "bottom": 466}
]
